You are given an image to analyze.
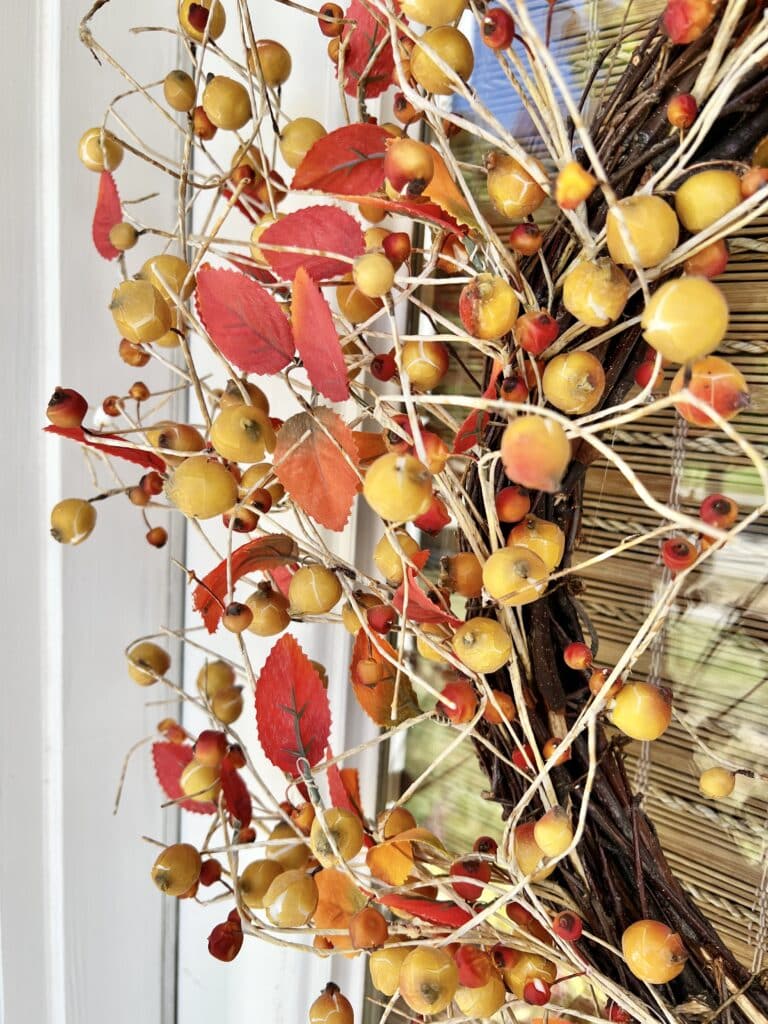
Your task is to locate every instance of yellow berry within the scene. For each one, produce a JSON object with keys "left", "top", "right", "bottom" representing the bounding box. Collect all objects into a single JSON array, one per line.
[
  {"left": 280, "top": 117, "right": 326, "bottom": 168},
  {"left": 337, "top": 278, "right": 383, "bottom": 323},
  {"left": 507, "top": 515, "right": 565, "bottom": 572},
  {"left": 416, "top": 623, "right": 451, "bottom": 663},
  {"left": 500, "top": 415, "right": 571, "bottom": 494},
  {"left": 542, "top": 351, "right": 606, "bottom": 415},
  {"left": 221, "top": 380, "right": 270, "bottom": 415},
  {"left": 110, "top": 280, "right": 172, "bottom": 344},
  {"left": 178, "top": 0, "right": 226, "bottom": 42},
  {"left": 167, "top": 458, "right": 239, "bottom": 519},
  {"left": 180, "top": 759, "right": 221, "bottom": 803},
  {"left": 127, "top": 641, "right": 170, "bottom": 685},
  {"left": 197, "top": 660, "right": 235, "bottom": 699},
  {"left": 146, "top": 422, "right": 205, "bottom": 466},
  {"left": 641, "top": 276, "right": 728, "bottom": 364},
  {"left": 266, "top": 822, "right": 310, "bottom": 870},
  {"left": 500, "top": 950, "right": 557, "bottom": 997},
  {"left": 288, "top": 565, "right": 342, "bottom": 615},
  {"left": 459, "top": 273, "right": 520, "bottom": 340},
  {"left": 210, "top": 404, "right": 276, "bottom": 463},
  {"left": 486, "top": 151, "right": 547, "bottom": 219},
  {"left": 482, "top": 547, "right": 549, "bottom": 606},
  {"left": 699, "top": 766, "right": 736, "bottom": 799},
  {"left": 140, "top": 254, "right": 195, "bottom": 302},
  {"left": 249, "top": 39, "right": 292, "bottom": 87},
  {"left": 263, "top": 869, "right": 318, "bottom": 927},
  {"left": 401, "top": 340, "right": 449, "bottom": 390},
  {"left": 611, "top": 682, "right": 672, "bottom": 741},
  {"left": 606, "top": 195, "right": 680, "bottom": 267},
  {"left": 239, "top": 859, "right": 284, "bottom": 908},
  {"left": 562, "top": 258, "right": 630, "bottom": 328},
  {"left": 369, "top": 946, "right": 413, "bottom": 995},
  {"left": 533, "top": 806, "right": 574, "bottom": 858},
  {"left": 373, "top": 529, "right": 420, "bottom": 584},
  {"left": 363, "top": 453, "right": 432, "bottom": 522},
  {"left": 452, "top": 617, "right": 512, "bottom": 673},
  {"left": 675, "top": 169, "right": 742, "bottom": 233},
  {"left": 163, "top": 69, "right": 196, "bottom": 112},
  {"left": 455, "top": 975, "right": 506, "bottom": 1017},
  {"left": 210, "top": 686, "right": 243, "bottom": 725},
  {"left": 108, "top": 222, "right": 138, "bottom": 251},
  {"left": 310, "top": 808, "right": 364, "bottom": 868},
  {"left": 622, "top": 920, "right": 686, "bottom": 984},
  {"left": 78, "top": 126, "right": 123, "bottom": 172},
  {"left": 151, "top": 843, "right": 201, "bottom": 896},
  {"left": 202, "top": 76, "right": 251, "bottom": 131},
  {"left": 50, "top": 498, "right": 96, "bottom": 546},
  {"left": 411, "top": 27, "right": 474, "bottom": 95},
  {"left": 513, "top": 822, "right": 554, "bottom": 880},
  {"left": 341, "top": 592, "right": 381, "bottom": 633},
  {"left": 246, "top": 585, "right": 291, "bottom": 636},
  {"left": 400, "top": 0, "right": 466, "bottom": 23},
  {"left": 309, "top": 984, "right": 354, "bottom": 1024},
  {"left": 353, "top": 252, "right": 396, "bottom": 298},
  {"left": 399, "top": 946, "right": 458, "bottom": 1015}
]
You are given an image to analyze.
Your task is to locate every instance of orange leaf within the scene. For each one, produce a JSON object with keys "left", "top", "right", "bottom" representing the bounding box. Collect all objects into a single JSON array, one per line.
[
  {"left": 350, "top": 629, "right": 420, "bottom": 726},
  {"left": 192, "top": 534, "right": 299, "bottom": 633},
  {"left": 92, "top": 171, "right": 122, "bottom": 260},
  {"left": 422, "top": 149, "right": 478, "bottom": 230},
  {"left": 351, "top": 430, "right": 388, "bottom": 466},
  {"left": 273, "top": 409, "right": 360, "bottom": 531},
  {"left": 341, "top": 192, "right": 468, "bottom": 234},
  {"left": 366, "top": 840, "right": 414, "bottom": 886},
  {"left": 313, "top": 868, "right": 367, "bottom": 950},
  {"left": 292, "top": 268, "right": 349, "bottom": 402}
]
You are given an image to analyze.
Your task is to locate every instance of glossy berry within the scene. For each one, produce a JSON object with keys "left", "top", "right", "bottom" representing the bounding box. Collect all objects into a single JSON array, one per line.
[
  {"left": 440, "top": 678, "right": 479, "bottom": 724},
  {"left": 670, "top": 356, "right": 748, "bottom": 427},
  {"left": 661, "top": 537, "right": 697, "bottom": 573},
  {"left": 337, "top": 278, "right": 383, "bottom": 323},
  {"left": 146, "top": 526, "right": 168, "bottom": 548},
  {"left": 634, "top": 360, "right": 663, "bottom": 390},
  {"left": 501, "top": 415, "right": 571, "bottom": 493},
  {"left": 180, "top": 759, "right": 220, "bottom": 803},
  {"left": 513, "top": 822, "right": 553, "bottom": 880},
  {"left": 473, "top": 835, "right": 498, "bottom": 857},
  {"left": 239, "top": 859, "right": 284, "bottom": 908},
  {"left": 611, "top": 682, "right": 672, "bottom": 741},
  {"left": 199, "top": 859, "right": 222, "bottom": 887},
  {"left": 383, "top": 137, "right": 435, "bottom": 196},
  {"left": 514, "top": 311, "right": 559, "bottom": 355},
  {"left": 279, "top": 117, "right": 326, "bottom": 169},
  {"left": 510, "top": 222, "right": 543, "bottom": 255},
  {"left": 263, "top": 869, "right": 318, "bottom": 927},
  {"left": 684, "top": 239, "right": 729, "bottom": 278},
  {"left": 459, "top": 273, "right": 519, "bottom": 340},
  {"left": 119, "top": 338, "right": 149, "bottom": 367},
  {"left": 364, "top": 603, "right": 394, "bottom": 635},
  {"left": 266, "top": 822, "right": 309, "bottom": 870},
  {"left": 452, "top": 617, "right": 512, "bottom": 674},
  {"left": 533, "top": 806, "right": 573, "bottom": 858},
  {"left": 163, "top": 69, "right": 196, "bottom": 112},
  {"left": 699, "top": 766, "right": 736, "bottom": 799},
  {"left": 499, "top": 372, "right": 529, "bottom": 404},
  {"left": 401, "top": 0, "right": 466, "bottom": 22},
  {"left": 675, "top": 169, "right": 742, "bottom": 232},
  {"left": 129, "top": 381, "right": 150, "bottom": 402},
  {"left": 167, "top": 458, "right": 238, "bottom": 520},
  {"left": 663, "top": 0, "right": 716, "bottom": 42},
  {"left": 622, "top": 920, "right": 686, "bottom": 984},
  {"left": 668, "top": 93, "right": 698, "bottom": 129},
  {"left": 383, "top": 231, "right": 411, "bottom": 268},
  {"left": 248, "top": 39, "right": 292, "bottom": 87},
  {"left": 512, "top": 744, "right": 535, "bottom": 771},
  {"left": 551, "top": 910, "right": 583, "bottom": 940},
  {"left": 194, "top": 729, "right": 228, "bottom": 768},
  {"left": 555, "top": 161, "right": 597, "bottom": 210},
  {"left": 369, "top": 945, "right": 413, "bottom": 995},
  {"left": 482, "top": 7, "right": 515, "bottom": 49},
  {"left": 110, "top": 280, "right": 171, "bottom": 344},
  {"left": 524, "top": 978, "right": 552, "bottom": 1005},
  {"left": 363, "top": 453, "right": 432, "bottom": 523},
  {"left": 78, "top": 126, "right": 123, "bottom": 172},
  {"left": 410, "top": 27, "right": 474, "bottom": 95},
  {"left": 192, "top": 105, "right": 217, "bottom": 140},
  {"left": 495, "top": 485, "right": 531, "bottom": 523},
  {"left": 310, "top": 808, "right": 364, "bottom": 868},
  {"left": 222, "top": 601, "right": 254, "bottom": 634},
  {"left": 399, "top": 946, "right": 459, "bottom": 1015},
  {"left": 151, "top": 843, "right": 201, "bottom": 896},
  {"left": 318, "top": 2, "right": 344, "bottom": 35},
  {"left": 564, "top": 641, "right": 592, "bottom": 670},
  {"left": 109, "top": 221, "right": 138, "bottom": 251},
  {"left": 700, "top": 493, "right": 738, "bottom": 529},
  {"left": 483, "top": 689, "right": 516, "bottom": 724},
  {"left": 47, "top": 387, "right": 88, "bottom": 428},
  {"left": 486, "top": 151, "right": 547, "bottom": 219},
  {"left": 483, "top": 546, "right": 549, "bottom": 606},
  {"left": 309, "top": 983, "right": 354, "bottom": 1024},
  {"left": 202, "top": 76, "right": 251, "bottom": 131},
  {"left": 127, "top": 641, "right": 170, "bottom": 685},
  {"left": 589, "top": 667, "right": 622, "bottom": 699},
  {"left": 563, "top": 258, "right": 630, "bottom": 327},
  {"left": 450, "top": 857, "right": 491, "bottom": 900},
  {"left": 207, "top": 919, "right": 243, "bottom": 962},
  {"left": 370, "top": 351, "right": 397, "bottom": 383},
  {"left": 606, "top": 195, "right": 679, "bottom": 268},
  {"left": 641, "top": 276, "right": 728, "bottom": 364},
  {"left": 456, "top": 974, "right": 506, "bottom": 1015},
  {"left": 178, "top": 0, "right": 226, "bottom": 42}
]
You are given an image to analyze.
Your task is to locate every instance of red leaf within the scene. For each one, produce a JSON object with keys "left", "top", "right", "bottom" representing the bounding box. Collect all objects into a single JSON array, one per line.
[
  {"left": 267, "top": 563, "right": 297, "bottom": 598},
  {"left": 221, "top": 185, "right": 266, "bottom": 225},
  {"left": 292, "top": 268, "right": 349, "bottom": 402},
  {"left": 377, "top": 893, "right": 472, "bottom": 928},
  {"left": 393, "top": 567, "right": 461, "bottom": 626},
  {"left": 292, "top": 123, "right": 388, "bottom": 195},
  {"left": 342, "top": 192, "right": 468, "bottom": 235},
  {"left": 192, "top": 534, "right": 299, "bottom": 633},
  {"left": 195, "top": 265, "right": 294, "bottom": 375},
  {"left": 273, "top": 409, "right": 360, "bottom": 531},
  {"left": 92, "top": 171, "right": 122, "bottom": 260},
  {"left": 151, "top": 742, "right": 217, "bottom": 814},
  {"left": 327, "top": 757, "right": 363, "bottom": 819},
  {"left": 340, "top": 0, "right": 397, "bottom": 99},
  {"left": 255, "top": 634, "right": 332, "bottom": 776},
  {"left": 44, "top": 424, "right": 166, "bottom": 471},
  {"left": 260, "top": 206, "right": 364, "bottom": 282},
  {"left": 221, "top": 763, "right": 252, "bottom": 827},
  {"left": 223, "top": 251, "right": 275, "bottom": 284},
  {"left": 454, "top": 364, "right": 503, "bottom": 454}
]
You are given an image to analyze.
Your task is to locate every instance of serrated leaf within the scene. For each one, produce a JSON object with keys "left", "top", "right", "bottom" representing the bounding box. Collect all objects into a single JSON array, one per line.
[
  {"left": 44, "top": 424, "right": 166, "bottom": 471},
  {"left": 392, "top": 567, "right": 462, "bottom": 626},
  {"left": 195, "top": 265, "right": 294, "bottom": 375},
  {"left": 260, "top": 206, "right": 364, "bottom": 282},
  {"left": 422, "top": 148, "right": 478, "bottom": 230},
  {"left": 377, "top": 893, "right": 472, "bottom": 928},
  {"left": 340, "top": 192, "right": 468, "bottom": 234},
  {"left": 313, "top": 868, "right": 367, "bottom": 950},
  {"left": 350, "top": 629, "right": 420, "bottom": 726},
  {"left": 292, "top": 123, "right": 388, "bottom": 194},
  {"left": 255, "top": 635, "right": 331, "bottom": 776},
  {"left": 221, "top": 763, "right": 252, "bottom": 827},
  {"left": 292, "top": 268, "right": 349, "bottom": 402},
  {"left": 454, "top": 363, "right": 503, "bottom": 454},
  {"left": 92, "top": 171, "right": 122, "bottom": 260},
  {"left": 151, "top": 742, "right": 217, "bottom": 815},
  {"left": 192, "top": 534, "right": 299, "bottom": 633},
  {"left": 273, "top": 409, "right": 360, "bottom": 531},
  {"left": 340, "top": 0, "right": 397, "bottom": 99}
]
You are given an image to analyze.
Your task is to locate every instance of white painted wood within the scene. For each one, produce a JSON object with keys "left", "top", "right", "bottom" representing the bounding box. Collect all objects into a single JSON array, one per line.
[{"left": 1, "top": 2, "right": 184, "bottom": 1021}]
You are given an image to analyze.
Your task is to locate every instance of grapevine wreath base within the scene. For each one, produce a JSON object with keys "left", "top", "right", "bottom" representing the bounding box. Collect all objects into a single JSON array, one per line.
[{"left": 48, "top": 0, "right": 768, "bottom": 1021}]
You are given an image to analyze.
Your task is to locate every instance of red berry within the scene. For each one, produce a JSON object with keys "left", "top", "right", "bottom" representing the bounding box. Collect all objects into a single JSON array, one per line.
[
  {"left": 514, "top": 311, "right": 560, "bottom": 355},
  {"left": 440, "top": 678, "right": 479, "bottom": 725},
  {"left": 482, "top": 7, "right": 515, "bottom": 49},
  {"left": 661, "top": 537, "right": 697, "bottom": 573},
  {"left": 199, "top": 859, "right": 222, "bottom": 886},
  {"left": 371, "top": 351, "right": 397, "bottom": 382},
  {"left": 498, "top": 372, "right": 529, "bottom": 403},
  {"left": 634, "top": 360, "right": 663, "bottom": 390},
  {"left": 552, "top": 910, "right": 583, "bottom": 940},
  {"left": 663, "top": 0, "right": 716, "bottom": 43},
  {"left": 449, "top": 857, "right": 491, "bottom": 901},
  {"left": 225, "top": 744, "right": 247, "bottom": 770},
  {"left": 509, "top": 223, "right": 543, "bottom": 255},
  {"left": 524, "top": 978, "right": 552, "bottom": 1005},
  {"left": 413, "top": 494, "right": 451, "bottom": 535},
  {"left": 141, "top": 471, "right": 164, "bottom": 496},
  {"left": 699, "top": 493, "right": 738, "bottom": 529},
  {"left": 667, "top": 93, "right": 697, "bottom": 129},
  {"left": 367, "top": 604, "right": 397, "bottom": 634},
  {"left": 564, "top": 641, "right": 592, "bottom": 671},
  {"left": 473, "top": 835, "right": 498, "bottom": 857},
  {"left": 454, "top": 944, "right": 494, "bottom": 987},
  {"left": 495, "top": 484, "right": 530, "bottom": 523},
  {"left": 491, "top": 944, "right": 521, "bottom": 970},
  {"left": 187, "top": 3, "right": 211, "bottom": 33},
  {"left": 512, "top": 743, "right": 534, "bottom": 771},
  {"left": 741, "top": 167, "right": 768, "bottom": 198},
  {"left": 207, "top": 920, "right": 243, "bottom": 962},
  {"left": 146, "top": 526, "right": 168, "bottom": 548},
  {"left": 383, "top": 232, "right": 411, "bottom": 268},
  {"left": 607, "top": 1001, "right": 633, "bottom": 1023},
  {"left": 46, "top": 387, "right": 88, "bottom": 428},
  {"left": 194, "top": 729, "right": 228, "bottom": 767}
]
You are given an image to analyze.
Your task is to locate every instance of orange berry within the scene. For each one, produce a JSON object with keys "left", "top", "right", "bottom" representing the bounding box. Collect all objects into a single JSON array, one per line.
[
  {"left": 440, "top": 552, "right": 482, "bottom": 598},
  {"left": 684, "top": 239, "right": 729, "bottom": 278},
  {"left": 349, "top": 906, "right": 389, "bottom": 949},
  {"left": 439, "top": 678, "right": 479, "bottom": 724},
  {"left": 611, "top": 682, "right": 672, "bottom": 741},
  {"left": 533, "top": 807, "right": 574, "bottom": 858},
  {"left": 555, "top": 161, "right": 597, "bottom": 210},
  {"left": 670, "top": 355, "right": 748, "bottom": 427},
  {"left": 483, "top": 689, "right": 516, "bottom": 724},
  {"left": 622, "top": 920, "right": 686, "bottom": 984}
]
